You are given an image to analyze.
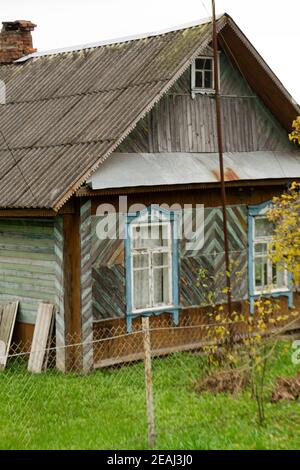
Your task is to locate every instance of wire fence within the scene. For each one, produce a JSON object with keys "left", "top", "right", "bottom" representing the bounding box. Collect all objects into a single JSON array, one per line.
[{"left": 0, "top": 315, "right": 300, "bottom": 450}]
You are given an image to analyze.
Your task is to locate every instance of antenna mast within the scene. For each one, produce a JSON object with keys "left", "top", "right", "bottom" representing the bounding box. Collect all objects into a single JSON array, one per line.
[{"left": 211, "top": 0, "right": 233, "bottom": 318}]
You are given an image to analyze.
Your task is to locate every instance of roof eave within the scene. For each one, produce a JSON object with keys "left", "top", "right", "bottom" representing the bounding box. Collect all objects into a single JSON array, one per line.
[{"left": 219, "top": 15, "right": 300, "bottom": 128}]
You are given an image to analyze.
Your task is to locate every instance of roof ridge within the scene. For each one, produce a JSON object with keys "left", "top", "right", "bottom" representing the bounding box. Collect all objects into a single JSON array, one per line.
[{"left": 15, "top": 14, "right": 224, "bottom": 63}]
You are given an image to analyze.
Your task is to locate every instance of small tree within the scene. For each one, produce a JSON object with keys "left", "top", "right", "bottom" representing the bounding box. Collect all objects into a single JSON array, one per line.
[
  {"left": 268, "top": 181, "right": 300, "bottom": 285},
  {"left": 197, "top": 119, "right": 300, "bottom": 422},
  {"left": 289, "top": 116, "right": 300, "bottom": 146},
  {"left": 198, "top": 258, "right": 298, "bottom": 424}
]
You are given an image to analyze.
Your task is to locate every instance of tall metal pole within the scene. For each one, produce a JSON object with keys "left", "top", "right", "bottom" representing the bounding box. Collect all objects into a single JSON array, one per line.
[{"left": 211, "top": 0, "right": 232, "bottom": 318}]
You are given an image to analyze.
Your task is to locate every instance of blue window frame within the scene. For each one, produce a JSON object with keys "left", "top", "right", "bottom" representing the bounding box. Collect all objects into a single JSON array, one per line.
[
  {"left": 248, "top": 200, "right": 293, "bottom": 313},
  {"left": 125, "top": 205, "right": 180, "bottom": 332}
]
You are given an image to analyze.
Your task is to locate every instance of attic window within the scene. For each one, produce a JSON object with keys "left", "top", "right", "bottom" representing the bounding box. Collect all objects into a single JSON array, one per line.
[{"left": 191, "top": 57, "right": 215, "bottom": 96}]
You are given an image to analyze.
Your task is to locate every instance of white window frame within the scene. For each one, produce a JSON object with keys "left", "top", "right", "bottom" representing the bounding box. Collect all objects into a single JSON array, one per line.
[
  {"left": 191, "top": 56, "right": 217, "bottom": 97},
  {"left": 252, "top": 215, "right": 289, "bottom": 295},
  {"left": 130, "top": 220, "right": 173, "bottom": 313}
]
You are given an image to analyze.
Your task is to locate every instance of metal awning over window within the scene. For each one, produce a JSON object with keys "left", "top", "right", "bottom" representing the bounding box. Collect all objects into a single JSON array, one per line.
[{"left": 87, "top": 151, "right": 300, "bottom": 190}]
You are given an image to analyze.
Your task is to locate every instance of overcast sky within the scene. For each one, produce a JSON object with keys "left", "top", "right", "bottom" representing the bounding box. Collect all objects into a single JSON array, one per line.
[{"left": 1, "top": 0, "right": 300, "bottom": 103}]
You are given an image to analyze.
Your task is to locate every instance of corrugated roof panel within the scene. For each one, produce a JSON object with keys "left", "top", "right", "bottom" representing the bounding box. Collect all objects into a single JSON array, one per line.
[
  {"left": 0, "top": 14, "right": 298, "bottom": 209},
  {"left": 15, "top": 15, "right": 221, "bottom": 61},
  {"left": 88, "top": 151, "right": 300, "bottom": 189},
  {"left": 0, "top": 19, "right": 215, "bottom": 208}
]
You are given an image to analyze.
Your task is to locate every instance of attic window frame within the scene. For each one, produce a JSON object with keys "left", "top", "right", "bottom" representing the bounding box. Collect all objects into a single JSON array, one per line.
[{"left": 191, "top": 55, "right": 218, "bottom": 98}]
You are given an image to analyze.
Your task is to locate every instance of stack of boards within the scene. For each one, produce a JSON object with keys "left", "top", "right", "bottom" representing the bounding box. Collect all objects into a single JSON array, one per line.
[
  {"left": 28, "top": 302, "right": 54, "bottom": 373},
  {"left": 0, "top": 301, "right": 19, "bottom": 370},
  {"left": 0, "top": 301, "right": 54, "bottom": 374}
]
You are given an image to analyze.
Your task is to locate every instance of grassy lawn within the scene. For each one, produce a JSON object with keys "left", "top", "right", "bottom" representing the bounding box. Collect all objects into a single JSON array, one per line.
[{"left": 0, "top": 340, "right": 299, "bottom": 450}]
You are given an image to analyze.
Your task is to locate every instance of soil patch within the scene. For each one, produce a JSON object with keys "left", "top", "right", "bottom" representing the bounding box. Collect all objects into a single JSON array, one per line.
[
  {"left": 271, "top": 373, "right": 300, "bottom": 402},
  {"left": 195, "top": 369, "right": 249, "bottom": 395}
]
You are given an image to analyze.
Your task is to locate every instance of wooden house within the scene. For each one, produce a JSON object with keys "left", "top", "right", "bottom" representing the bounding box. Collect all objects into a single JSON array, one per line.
[{"left": 0, "top": 14, "right": 300, "bottom": 371}]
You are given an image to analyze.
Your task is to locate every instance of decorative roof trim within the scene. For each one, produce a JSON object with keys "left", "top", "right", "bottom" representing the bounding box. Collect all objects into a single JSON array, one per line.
[{"left": 225, "top": 16, "right": 300, "bottom": 112}]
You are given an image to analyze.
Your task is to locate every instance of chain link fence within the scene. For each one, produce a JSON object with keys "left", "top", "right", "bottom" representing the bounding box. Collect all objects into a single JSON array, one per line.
[{"left": 0, "top": 315, "right": 299, "bottom": 450}]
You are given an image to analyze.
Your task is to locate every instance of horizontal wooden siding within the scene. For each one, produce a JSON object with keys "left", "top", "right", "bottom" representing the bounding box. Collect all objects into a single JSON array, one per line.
[{"left": 0, "top": 218, "right": 56, "bottom": 324}]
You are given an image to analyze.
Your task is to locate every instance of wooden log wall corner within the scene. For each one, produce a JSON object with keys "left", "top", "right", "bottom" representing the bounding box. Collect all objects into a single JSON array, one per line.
[
  {"left": 80, "top": 199, "right": 94, "bottom": 372},
  {"left": 62, "top": 206, "right": 82, "bottom": 371}
]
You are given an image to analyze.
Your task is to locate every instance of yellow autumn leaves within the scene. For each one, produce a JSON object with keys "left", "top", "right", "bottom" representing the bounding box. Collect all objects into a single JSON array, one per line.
[
  {"left": 289, "top": 116, "right": 300, "bottom": 145},
  {"left": 268, "top": 181, "right": 300, "bottom": 284}
]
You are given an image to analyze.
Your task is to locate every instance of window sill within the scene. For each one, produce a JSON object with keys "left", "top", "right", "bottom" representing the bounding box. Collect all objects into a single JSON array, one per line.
[
  {"left": 126, "top": 306, "right": 180, "bottom": 332},
  {"left": 131, "top": 305, "right": 177, "bottom": 315},
  {"left": 253, "top": 288, "right": 290, "bottom": 296},
  {"left": 191, "top": 88, "right": 215, "bottom": 98},
  {"left": 249, "top": 289, "right": 293, "bottom": 314}
]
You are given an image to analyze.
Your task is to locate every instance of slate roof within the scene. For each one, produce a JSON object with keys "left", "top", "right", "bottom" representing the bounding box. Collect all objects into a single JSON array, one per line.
[
  {"left": 0, "top": 13, "right": 298, "bottom": 210},
  {"left": 0, "top": 16, "right": 217, "bottom": 209}
]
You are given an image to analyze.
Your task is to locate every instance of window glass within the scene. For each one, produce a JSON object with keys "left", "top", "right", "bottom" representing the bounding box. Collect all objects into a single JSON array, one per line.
[
  {"left": 153, "top": 252, "right": 169, "bottom": 267},
  {"left": 255, "top": 217, "right": 274, "bottom": 238},
  {"left": 252, "top": 214, "right": 288, "bottom": 294},
  {"left": 195, "top": 71, "right": 203, "bottom": 88},
  {"left": 133, "top": 269, "right": 150, "bottom": 309},
  {"left": 193, "top": 57, "right": 214, "bottom": 90},
  {"left": 273, "top": 266, "right": 286, "bottom": 290},
  {"left": 131, "top": 218, "right": 173, "bottom": 311},
  {"left": 132, "top": 223, "right": 169, "bottom": 249},
  {"left": 133, "top": 253, "right": 149, "bottom": 269},
  {"left": 195, "top": 58, "right": 205, "bottom": 69},
  {"left": 204, "top": 71, "right": 212, "bottom": 88},
  {"left": 153, "top": 267, "right": 170, "bottom": 305},
  {"left": 203, "top": 58, "right": 212, "bottom": 70},
  {"left": 255, "top": 258, "right": 268, "bottom": 289},
  {"left": 254, "top": 242, "right": 268, "bottom": 254}
]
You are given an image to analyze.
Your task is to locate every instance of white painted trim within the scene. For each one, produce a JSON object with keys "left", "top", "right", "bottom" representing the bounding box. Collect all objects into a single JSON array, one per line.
[
  {"left": 130, "top": 219, "right": 173, "bottom": 312},
  {"left": 252, "top": 215, "right": 288, "bottom": 294},
  {"left": 191, "top": 54, "right": 220, "bottom": 98}
]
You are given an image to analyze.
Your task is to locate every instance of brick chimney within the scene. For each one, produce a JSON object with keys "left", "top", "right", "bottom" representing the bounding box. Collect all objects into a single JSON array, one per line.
[{"left": 0, "top": 20, "right": 37, "bottom": 64}]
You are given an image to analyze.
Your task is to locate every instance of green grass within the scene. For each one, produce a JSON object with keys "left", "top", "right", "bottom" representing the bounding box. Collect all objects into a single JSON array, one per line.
[{"left": 0, "top": 340, "right": 299, "bottom": 450}]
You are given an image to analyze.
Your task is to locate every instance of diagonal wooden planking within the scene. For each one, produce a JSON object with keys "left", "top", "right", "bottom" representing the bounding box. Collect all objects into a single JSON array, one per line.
[{"left": 80, "top": 199, "right": 94, "bottom": 372}]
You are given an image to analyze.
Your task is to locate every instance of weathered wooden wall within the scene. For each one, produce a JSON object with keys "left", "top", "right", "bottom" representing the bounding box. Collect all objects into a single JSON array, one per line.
[
  {"left": 54, "top": 216, "right": 66, "bottom": 370},
  {"left": 93, "top": 296, "right": 300, "bottom": 367},
  {"left": 0, "top": 218, "right": 56, "bottom": 324},
  {"left": 89, "top": 184, "right": 291, "bottom": 324},
  {"left": 90, "top": 204, "right": 248, "bottom": 322},
  {"left": 180, "top": 205, "right": 248, "bottom": 307},
  {"left": 80, "top": 199, "right": 94, "bottom": 371},
  {"left": 91, "top": 213, "right": 125, "bottom": 320},
  {"left": 118, "top": 49, "right": 291, "bottom": 153},
  {"left": 90, "top": 184, "right": 289, "bottom": 211}
]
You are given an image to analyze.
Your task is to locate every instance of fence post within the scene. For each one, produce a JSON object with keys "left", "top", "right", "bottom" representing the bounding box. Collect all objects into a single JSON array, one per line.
[{"left": 142, "top": 316, "right": 156, "bottom": 448}]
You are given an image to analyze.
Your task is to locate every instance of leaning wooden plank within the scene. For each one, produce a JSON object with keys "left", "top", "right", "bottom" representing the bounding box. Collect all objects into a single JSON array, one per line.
[
  {"left": 28, "top": 302, "right": 54, "bottom": 374},
  {"left": 42, "top": 311, "right": 55, "bottom": 372},
  {"left": 0, "top": 301, "right": 19, "bottom": 370},
  {"left": 0, "top": 340, "right": 6, "bottom": 368}
]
